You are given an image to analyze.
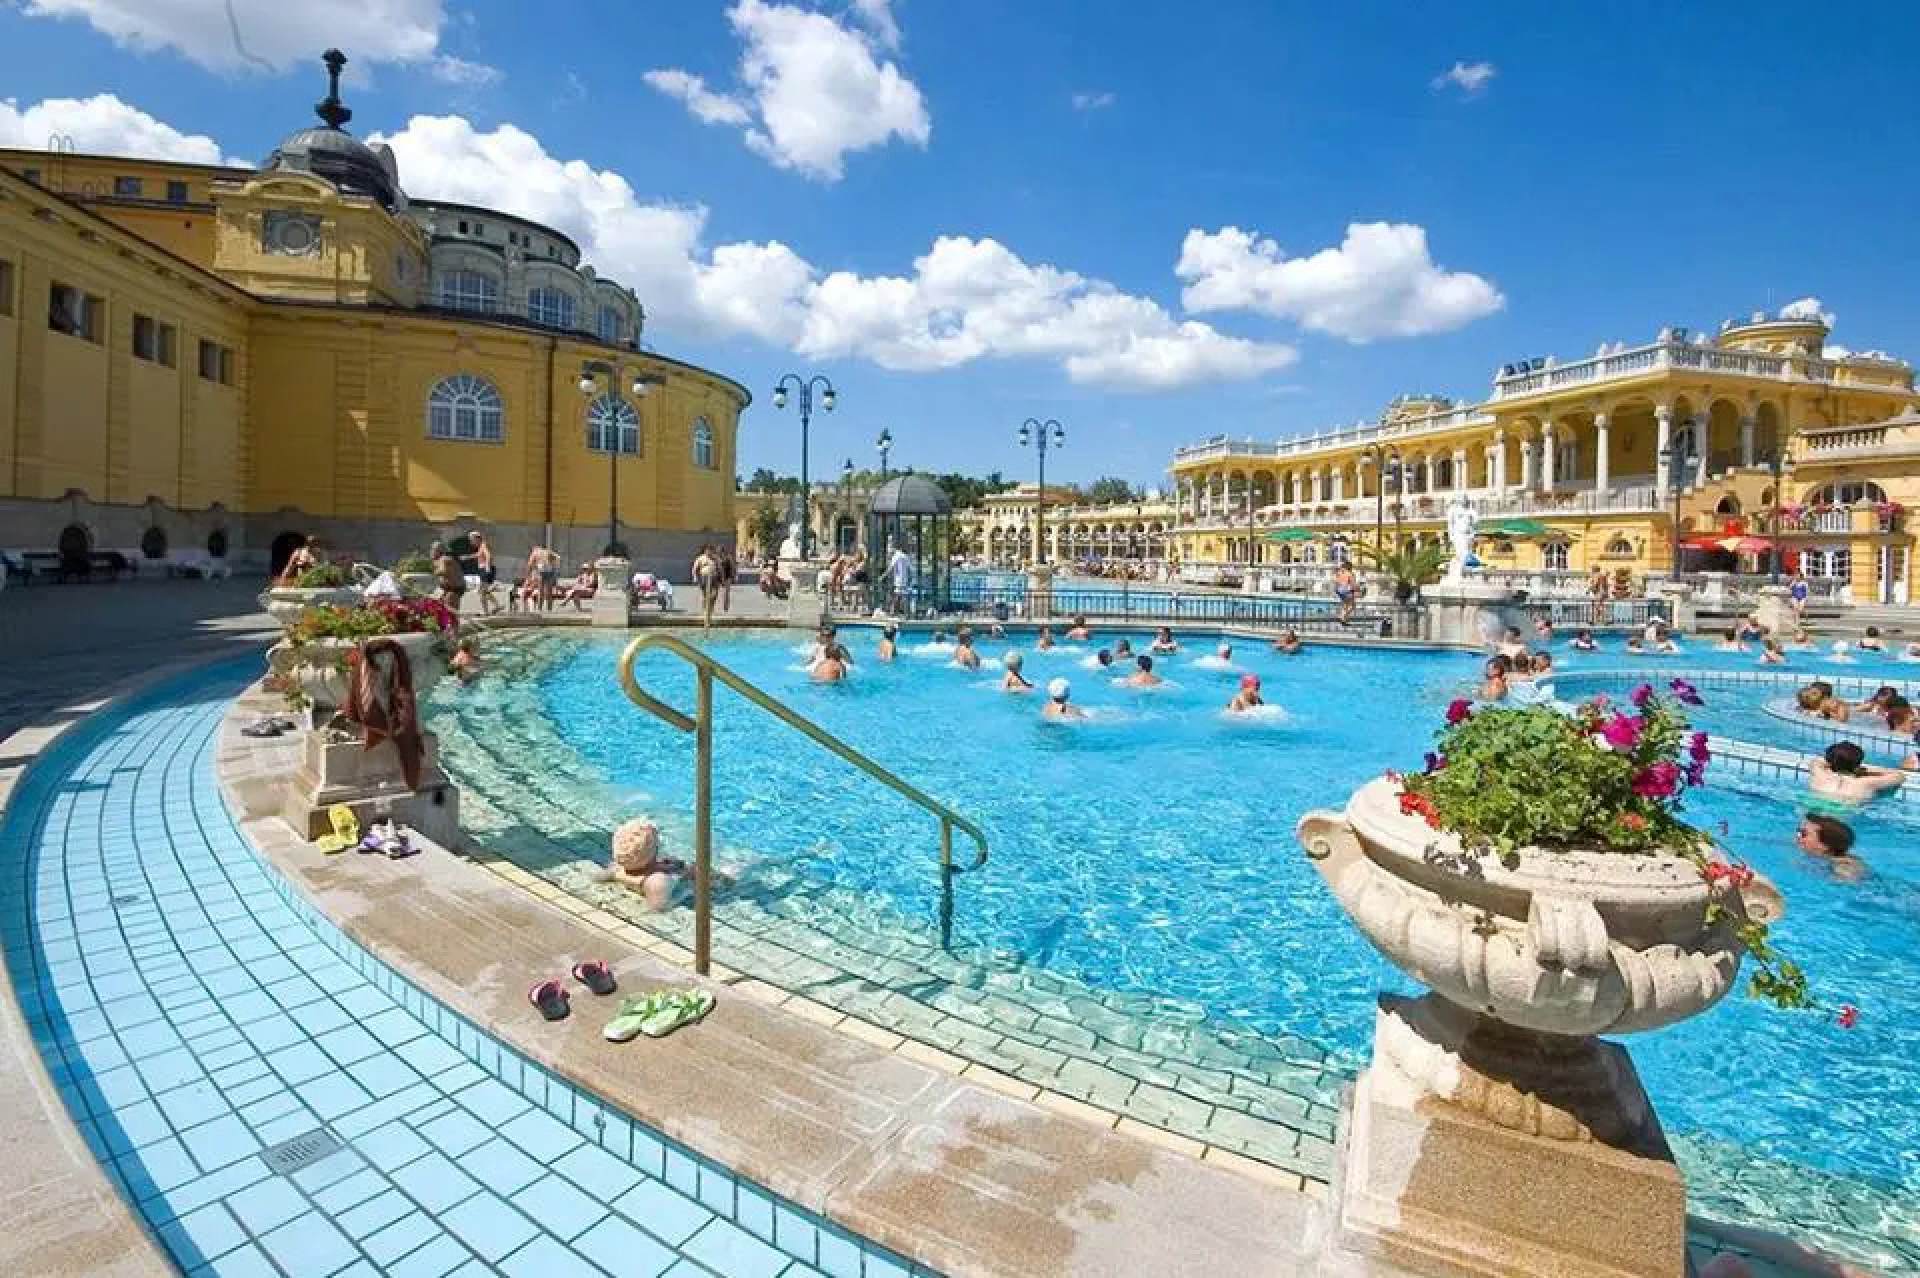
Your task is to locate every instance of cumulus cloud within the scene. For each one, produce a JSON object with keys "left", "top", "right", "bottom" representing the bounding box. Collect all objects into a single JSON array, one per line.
[
  {"left": 1072, "top": 90, "right": 1117, "bottom": 111},
  {"left": 18, "top": 0, "right": 446, "bottom": 73},
  {"left": 1779, "top": 296, "right": 1835, "bottom": 327},
  {"left": 1176, "top": 222, "right": 1505, "bottom": 341},
  {"left": 846, "top": 0, "right": 901, "bottom": 50},
  {"left": 427, "top": 55, "right": 502, "bottom": 88},
  {"left": 0, "top": 93, "right": 242, "bottom": 165},
  {"left": 1431, "top": 60, "right": 1496, "bottom": 95},
  {"left": 372, "top": 114, "right": 1292, "bottom": 389},
  {"left": 646, "top": 0, "right": 930, "bottom": 181}
]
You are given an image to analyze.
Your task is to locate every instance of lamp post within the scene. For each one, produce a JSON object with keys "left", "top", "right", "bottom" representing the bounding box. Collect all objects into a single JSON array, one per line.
[
  {"left": 579, "top": 361, "right": 662, "bottom": 556},
  {"left": 1765, "top": 447, "right": 1795, "bottom": 584},
  {"left": 1662, "top": 434, "right": 1698, "bottom": 577},
  {"left": 875, "top": 428, "right": 893, "bottom": 482},
  {"left": 1018, "top": 418, "right": 1065, "bottom": 566},
  {"left": 771, "top": 373, "right": 836, "bottom": 560},
  {"left": 1361, "top": 444, "right": 1402, "bottom": 557},
  {"left": 839, "top": 457, "right": 855, "bottom": 556}
]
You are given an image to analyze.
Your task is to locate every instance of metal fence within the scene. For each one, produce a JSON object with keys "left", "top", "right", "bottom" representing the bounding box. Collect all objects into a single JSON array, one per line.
[
  {"left": 1510, "top": 597, "right": 1672, "bottom": 630},
  {"left": 854, "top": 578, "right": 1414, "bottom": 637}
]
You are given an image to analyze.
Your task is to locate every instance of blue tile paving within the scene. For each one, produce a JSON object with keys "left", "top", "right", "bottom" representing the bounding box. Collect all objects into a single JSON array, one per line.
[{"left": 0, "top": 662, "right": 929, "bottom": 1277}]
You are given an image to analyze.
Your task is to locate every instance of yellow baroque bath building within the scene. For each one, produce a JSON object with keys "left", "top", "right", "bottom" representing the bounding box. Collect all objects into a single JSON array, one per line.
[
  {"left": 0, "top": 52, "right": 746, "bottom": 577},
  {"left": 1170, "top": 317, "right": 1920, "bottom": 604}
]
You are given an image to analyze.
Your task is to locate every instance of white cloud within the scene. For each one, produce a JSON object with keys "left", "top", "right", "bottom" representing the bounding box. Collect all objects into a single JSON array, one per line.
[
  {"left": 0, "top": 93, "right": 243, "bottom": 165},
  {"left": 372, "top": 114, "right": 1292, "bottom": 390},
  {"left": 1176, "top": 222, "right": 1505, "bottom": 341},
  {"left": 18, "top": 0, "right": 446, "bottom": 73},
  {"left": 1071, "top": 90, "right": 1117, "bottom": 111},
  {"left": 427, "top": 55, "right": 501, "bottom": 88},
  {"left": 646, "top": 0, "right": 930, "bottom": 181},
  {"left": 1779, "top": 296, "right": 1835, "bottom": 327},
  {"left": 1431, "top": 60, "right": 1496, "bottom": 95},
  {"left": 846, "top": 0, "right": 900, "bottom": 50},
  {"left": 641, "top": 70, "right": 751, "bottom": 127}
]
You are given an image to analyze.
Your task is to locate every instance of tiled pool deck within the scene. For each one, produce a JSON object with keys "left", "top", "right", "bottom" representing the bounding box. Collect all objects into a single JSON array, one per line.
[{"left": 0, "top": 661, "right": 922, "bottom": 1277}]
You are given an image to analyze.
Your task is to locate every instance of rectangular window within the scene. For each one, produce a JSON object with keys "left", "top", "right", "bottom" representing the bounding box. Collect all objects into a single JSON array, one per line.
[
  {"left": 133, "top": 314, "right": 158, "bottom": 361},
  {"left": 166, "top": 180, "right": 189, "bottom": 203},
  {"left": 458, "top": 220, "right": 469, "bottom": 234},
  {"left": 21, "top": 167, "right": 40, "bottom": 184},
  {"left": 0, "top": 258, "right": 14, "bottom": 318},
  {"left": 197, "top": 339, "right": 233, "bottom": 385},
  {"left": 48, "top": 283, "right": 102, "bottom": 342},
  {"left": 113, "top": 175, "right": 142, "bottom": 197}
]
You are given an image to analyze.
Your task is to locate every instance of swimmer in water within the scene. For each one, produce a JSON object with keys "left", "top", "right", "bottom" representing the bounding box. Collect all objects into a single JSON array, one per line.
[
  {"left": 953, "top": 627, "right": 981, "bottom": 671},
  {"left": 1854, "top": 685, "right": 1898, "bottom": 717},
  {"left": 877, "top": 623, "right": 898, "bottom": 662},
  {"left": 1001, "top": 650, "right": 1034, "bottom": 692},
  {"left": 1150, "top": 626, "right": 1178, "bottom": 655},
  {"left": 1532, "top": 617, "right": 1555, "bottom": 644},
  {"left": 1760, "top": 637, "right": 1787, "bottom": 665},
  {"left": 1480, "top": 655, "right": 1510, "bottom": 702},
  {"left": 1795, "top": 813, "right": 1865, "bottom": 881},
  {"left": 1496, "top": 626, "right": 1527, "bottom": 661},
  {"left": 930, "top": 628, "right": 950, "bottom": 646},
  {"left": 1859, "top": 626, "right": 1886, "bottom": 653},
  {"left": 988, "top": 622, "right": 1007, "bottom": 640},
  {"left": 1113, "top": 638, "right": 1134, "bottom": 659},
  {"left": 1717, "top": 626, "right": 1748, "bottom": 653},
  {"left": 812, "top": 643, "right": 848, "bottom": 683},
  {"left": 1736, "top": 614, "right": 1766, "bottom": 643},
  {"left": 1036, "top": 626, "right": 1055, "bottom": 651},
  {"left": 1795, "top": 682, "right": 1849, "bottom": 723},
  {"left": 1228, "top": 673, "right": 1264, "bottom": 713},
  {"left": 1066, "top": 615, "right": 1092, "bottom": 641},
  {"left": 1094, "top": 648, "right": 1114, "bottom": 671},
  {"left": 1272, "top": 628, "right": 1302, "bottom": 655},
  {"left": 1217, "top": 642, "right": 1233, "bottom": 662},
  {"left": 1125, "top": 654, "right": 1163, "bottom": 687},
  {"left": 1569, "top": 627, "right": 1598, "bottom": 653},
  {"left": 1625, "top": 637, "right": 1645, "bottom": 654},
  {"left": 1810, "top": 742, "right": 1905, "bottom": 804},
  {"left": 1043, "top": 676, "right": 1086, "bottom": 720}
]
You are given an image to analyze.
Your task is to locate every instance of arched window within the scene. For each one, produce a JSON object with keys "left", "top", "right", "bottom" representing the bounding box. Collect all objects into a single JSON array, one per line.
[
  {"left": 438, "top": 269, "right": 498, "bottom": 313},
  {"left": 528, "top": 286, "right": 576, "bottom": 330},
  {"left": 428, "top": 374, "right": 505, "bottom": 442},
  {"left": 691, "top": 416, "right": 715, "bottom": 469},
  {"left": 586, "top": 393, "right": 640, "bottom": 454},
  {"left": 1808, "top": 481, "right": 1887, "bottom": 506},
  {"left": 1605, "top": 536, "right": 1634, "bottom": 557},
  {"left": 596, "top": 305, "right": 623, "bottom": 345},
  {"left": 1542, "top": 541, "right": 1570, "bottom": 571}
]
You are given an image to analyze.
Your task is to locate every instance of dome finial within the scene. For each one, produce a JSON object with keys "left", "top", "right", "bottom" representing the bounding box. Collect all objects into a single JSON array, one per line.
[{"left": 315, "top": 49, "right": 352, "bottom": 130}]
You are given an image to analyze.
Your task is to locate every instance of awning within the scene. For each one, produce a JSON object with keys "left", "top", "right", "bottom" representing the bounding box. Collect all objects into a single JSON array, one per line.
[
  {"left": 1683, "top": 534, "right": 1773, "bottom": 554},
  {"left": 1477, "top": 518, "right": 1550, "bottom": 537},
  {"left": 1265, "top": 528, "right": 1316, "bottom": 542}
]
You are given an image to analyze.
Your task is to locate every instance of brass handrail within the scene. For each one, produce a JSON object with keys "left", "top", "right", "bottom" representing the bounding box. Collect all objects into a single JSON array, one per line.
[{"left": 615, "top": 633, "right": 990, "bottom": 973}]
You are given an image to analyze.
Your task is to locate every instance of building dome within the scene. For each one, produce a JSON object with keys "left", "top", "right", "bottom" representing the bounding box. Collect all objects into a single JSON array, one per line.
[
  {"left": 263, "top": 50, "right": 401, "bottom": 209},
  {"left": 870, "top": 474, "right": 951, "bottom": 515}
]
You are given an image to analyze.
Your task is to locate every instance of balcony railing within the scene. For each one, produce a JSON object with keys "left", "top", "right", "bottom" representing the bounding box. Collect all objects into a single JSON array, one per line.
[
  {"left": 1172, "top": 405, "right": 1491, "bottom": 466},
  {"left": 1492, "top": 339, "right": 1913, "bottom": 400},
  {"left": 1176, "top": 482, "right": 1666, "bottom": 530}
]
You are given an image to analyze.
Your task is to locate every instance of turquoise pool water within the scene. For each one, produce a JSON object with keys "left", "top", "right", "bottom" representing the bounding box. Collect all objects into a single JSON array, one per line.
[
  {"left": 0, "top": 660, "right": 919, "bottom": 1278},
  {"left": 489, "top": 628, "right": 1920, "bottom": 1267}
]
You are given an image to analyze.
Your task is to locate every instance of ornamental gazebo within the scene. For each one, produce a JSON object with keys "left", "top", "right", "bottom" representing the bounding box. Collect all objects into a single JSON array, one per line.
[{"left": 866, "top": 474, "right": 954, "bottom": 614}]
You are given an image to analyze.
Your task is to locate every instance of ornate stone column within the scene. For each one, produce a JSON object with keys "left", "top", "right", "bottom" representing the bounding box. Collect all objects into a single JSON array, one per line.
[
  {"left": 1593, "top": 413, "right": 1611, "bottom": 498},
  {"left": 1311, "top": 468, "right": 1324, "bottom": 503},
  {"left": 1654, "top": 405, "right": 1673, "bottom": 491},
  {"left": 1693, "top": 413, "right": 1711, "bottom": 486},
  {"left": 1739, "top": 413, "right": 1756, "bottom": 468},
  {"left": 1518, "top": 437, "right": 1535, "bottom": 493},
  {"left": 1540, "top": 421, "right": 1557, "bottom": 492},
  {"left": 1453, "top": 448, "right": 1468, "bottom": 492}
]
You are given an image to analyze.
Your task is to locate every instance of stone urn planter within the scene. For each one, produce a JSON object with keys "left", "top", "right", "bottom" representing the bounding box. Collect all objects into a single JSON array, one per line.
[
  {"left": 1297, "top": 777, "right": 1783, "bottom": 1278},
  {"left": 259, "top": 585, "right": 360, "bottom": 627},
  {"left": 271, "top": 631, "right": 446, "bottom": 717}
]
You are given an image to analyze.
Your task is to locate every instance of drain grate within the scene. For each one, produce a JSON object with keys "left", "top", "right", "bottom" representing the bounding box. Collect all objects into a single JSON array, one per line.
[
  {"left": 110, "top": 894, "right": 143, "bottom": 907},
  {"left": 261, "top": 1127, "right": 343, "bottom": 1176}
]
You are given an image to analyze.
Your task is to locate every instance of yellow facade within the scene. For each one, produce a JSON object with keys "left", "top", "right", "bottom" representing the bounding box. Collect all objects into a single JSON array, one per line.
[
  {"left": 1172, "top": 319, "right": 1918, "bottom": 602},
  {"left": 0, "top": 60, "right": 746, "bottom": 574}
]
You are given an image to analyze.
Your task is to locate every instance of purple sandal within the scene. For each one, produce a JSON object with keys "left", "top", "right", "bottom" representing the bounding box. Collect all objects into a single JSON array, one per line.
[
  {"left": 571, "top": 961, "right": 617, "bottom": 996},
  {"left": 528, "top": 979, "right": 570, "bottom": 1022}
]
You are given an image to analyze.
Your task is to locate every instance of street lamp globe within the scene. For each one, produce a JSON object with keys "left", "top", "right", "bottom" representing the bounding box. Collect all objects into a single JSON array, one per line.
[
  {"left": 1017, "top": 423, "right": 1031, "bottom": 447},
  {"left": 1051, "top": 422, "right": 1065, "bottom": 446},
  {"left": 772, "top": 386, "right": 787, "bottom": 409},
  {"left": 842, "top": 457, "right": 854, "bottom": 479},
  {"left": 821, "top": 387, "right": 837, "bottom": 411},
  {"left": 576, "top": 373, "right": 596, "bottom": 395},
  {"left": 876, "top": 428, "right": 891, "bottom": 452},
  {"left": 630, "top": 376, "right": 651, "bottom": 397}
]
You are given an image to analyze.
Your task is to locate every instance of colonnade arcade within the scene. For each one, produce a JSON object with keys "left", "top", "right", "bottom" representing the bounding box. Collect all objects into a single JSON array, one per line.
[{"left": 980, "top": 519, "right": 1169, "bottom": 567}]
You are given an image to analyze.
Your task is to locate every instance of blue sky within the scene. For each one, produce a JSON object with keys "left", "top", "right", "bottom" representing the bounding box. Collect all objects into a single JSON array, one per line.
[{"left": 3, "top": 1, "right": 1916, "bottom": 489}]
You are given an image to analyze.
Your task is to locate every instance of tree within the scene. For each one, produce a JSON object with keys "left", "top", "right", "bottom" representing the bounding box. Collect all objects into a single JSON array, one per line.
[
  {"left": 742, "top": 468, "right": 802, "bottom": 494},
  {"left": 1355, "top": 541, "right": 1449, "bottom": 603},
  {"left": 1084, "top": 476, "right": 1138, "bottom": 506},
  {"left": 927, "top": 470, "right": 1012, "bottom": 509},
  {"left": 746, "top": 504, "right": 786, "bottom": 559}
]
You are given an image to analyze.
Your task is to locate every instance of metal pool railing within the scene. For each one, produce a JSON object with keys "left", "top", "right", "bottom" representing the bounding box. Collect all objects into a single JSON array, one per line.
[
  {"left": 1510, "top": 597, "right": 1673, "bottom": 630},
  {"left": 614, "top": 633, "right": 989, "bottom": 970},
  {"left": 862, "top": 580, "right": 1412, "bottom": 637}
]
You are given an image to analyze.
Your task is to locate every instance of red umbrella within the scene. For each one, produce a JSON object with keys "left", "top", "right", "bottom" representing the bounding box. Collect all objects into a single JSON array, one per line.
[{"left": 1682, "top": 534, "right": 1772, "bottom": 554}]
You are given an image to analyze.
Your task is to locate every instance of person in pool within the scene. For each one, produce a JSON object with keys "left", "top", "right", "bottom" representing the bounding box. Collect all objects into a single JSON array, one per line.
[
  {"left": 1480, "top": 655, "right": 1511, "bottom": 702},
  {"left": 1114, "top": 638, "right": 1135, "bottom": 659},
  {"left": 1789, "top": 625, "right": 1816, "bottom": 650},
  {"left": 1001, "top": 650, "right": 1034, "bottom": 692},
  {"left": 1216, "top": 642, "right": 1233, "bottom": 662},
  {"left": 1530, "top": 651, "right": 1554, "bottom": 678},
  {"left": 988, "top": 622, "right": 1007, "bottom": 640},
  {"left": 1810, "top": 742, "right": 1906, "bottom": 804},
  {"left": 1795, "top": 683, "right": 1849, "bottom": 722},
  {"left": 1532, "top": 617, "right": 1555, "bottom": 644},
  {"left": 1736, "top": 613, "right": 1766, "bottom": 643},
  {"left": 1273, "top": 628, "right": 1302, "bottom": 655},
  {"left": 1652, "top": 625, "right": 1680, "bottom": 655},
  {"left": 1150, "top": 627, "right": 1179, "bottom": 655},
  {"left": 1759, "top": 638, "right": 1787, "bottom": 665},
  {"left": 1043, "top": 677, "right": 1085, "bottom": 720},
  {"left": 1126, "top": 654, "right": 1163, "bottom": 687},
  {"left": 1228, "top": 673, "right": 1264, "bottom": 713},
  {"left": 1716, "top": 626, "right": 1748, "bottom": 653},
  {"left": 1066, "top": 615, "right": 1092, "bottom": 641},
  {"left": 953, "top": 627, "right": 981, "bottom": 671},
  {"left": 1795, "top": 813, "right": 1865, "bottom": 881},
  {"left": 1036, "top": 626, "right": 1055, "bottom": 651},
  {"left": 877, "top": 624, "right": 898, "bottom": 662},
  {"left": 1094, "top": 648, "right": 1115, "bottom": 671},
  {"left": 1854, "top": 685, "right": 1898, "bottom": 717},
  {"left": 1496, "top": 626, "right": 1527, "bottom": 660},
  {"left": 1859, "top": 625, "right": 1887, "bottom": 653},
  {"left": 1625, "top": 636, "right": 1645, "bottom": 654},
  {"left": 1569, "top": 628, "right": 1598, "bottom": 652},
  {"left": 812, "top": 643, "right": 848, "bottom": 683}
]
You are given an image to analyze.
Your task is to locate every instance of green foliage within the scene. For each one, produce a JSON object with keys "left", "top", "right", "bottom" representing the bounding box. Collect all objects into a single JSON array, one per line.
[
  {"left": 928, "top": 470, "right": 1012, "bottom": 509},
  {"left": 742, "top": 468, "right": 802, "bottom": 494},
  {"left": 1355, "top": 540, "right": 1448, "bottom": 594},
  {"left": 747, "top": 505, "right": 786, "bottom": 556},
  {"left": 292, "top": 563, "right": 348, "bottom": 588},
  {"left": 393, "top": 553, "right": 434, "bottom": 575},
  {"left": 1083, "top": 476, "right": 1140, "bottom": 505}
]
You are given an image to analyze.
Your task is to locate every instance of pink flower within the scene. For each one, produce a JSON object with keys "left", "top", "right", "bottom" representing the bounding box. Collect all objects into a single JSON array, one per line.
[
  {"left": 1684, "top": 760, "right": 1707, "bottom": 787},
  {"left": 1669, "top": 678, "right": 1703, "bottom": 706},
  {"left": 1837, "top": 1004, "right": 1860, "bottom": 1029},
  {"left": 1631, "top": 761, "right": 1681, "bottom": 798},
  {"left": 1689, "top": 732, "right": 1711, "bottom": 764},
  {"left": 1423, "top": 752, "right": 1446, "bottom": 773},
  {"left": 1600, "top": 713, "right": 1645, "bottom": 752},
  {"left": 1445, "top": 698, "right": 1473, "bottom": 725},
  {"left": 1630, "top": 683, "right": 1655, "bottom": 708}
]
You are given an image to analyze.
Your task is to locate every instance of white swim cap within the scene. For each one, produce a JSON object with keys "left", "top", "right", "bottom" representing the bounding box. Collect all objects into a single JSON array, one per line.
[
  {"left": 1048, "top": 677, "right": 1070, "bottom": 701},
  {"left": 1004, "top": 651, "right": 1023, "bottom": 669}
]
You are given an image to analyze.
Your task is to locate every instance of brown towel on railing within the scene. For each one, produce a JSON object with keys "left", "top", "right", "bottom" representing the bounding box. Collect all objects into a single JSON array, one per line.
[{"left": 344, "top": 638, "right": 423, "bottom": 790}]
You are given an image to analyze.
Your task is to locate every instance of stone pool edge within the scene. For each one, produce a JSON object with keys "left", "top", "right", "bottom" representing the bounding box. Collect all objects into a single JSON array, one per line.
[
  {"left": 211, "top": 674, "right": 1332, "bottom": 1278},
  {"left": 0, "top": 660, "right": 218, "bottom": 1278}
]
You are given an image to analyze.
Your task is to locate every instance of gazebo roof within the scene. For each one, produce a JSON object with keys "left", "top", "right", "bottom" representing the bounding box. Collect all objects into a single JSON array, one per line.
[{"left": 870, "top": 474, "right": 952, "bottom": 515}]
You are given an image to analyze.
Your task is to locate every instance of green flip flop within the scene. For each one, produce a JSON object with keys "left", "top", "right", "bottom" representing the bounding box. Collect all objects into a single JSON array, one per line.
[
  {"left": 640, "top": 989, "right": 714, "bottom": 1038},
  {"left": 602, "top": 993, "right": 667, "bottom": 1043}
]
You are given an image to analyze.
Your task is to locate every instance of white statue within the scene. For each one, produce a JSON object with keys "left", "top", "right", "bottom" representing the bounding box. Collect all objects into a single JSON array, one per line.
[
  {"left": 777, "top": 520, "right": 802, "bottom": 561},
  {"left": 1444, "top": 493, "right": 1478, "bottom": 583}
]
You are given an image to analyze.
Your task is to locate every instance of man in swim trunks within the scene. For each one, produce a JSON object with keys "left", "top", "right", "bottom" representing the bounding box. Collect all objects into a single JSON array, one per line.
[
  {"left": 1332, "top": 563, "right": 1358, "bottom": 623},
  {"left": 1125, "top": 654, "right": 1163, "bottom": 687},
  {"left": 877, "top": 624, "right": 898, "bottom": 662},
  {"left": 1272, "top": 628, "right": 1302, "bottom": 655},
  {"left": 954, "top": 627, "right": 981, "bottom": 671},
  {"left": 1810, "top": 742, "right": 1905, "bottom": 804}
]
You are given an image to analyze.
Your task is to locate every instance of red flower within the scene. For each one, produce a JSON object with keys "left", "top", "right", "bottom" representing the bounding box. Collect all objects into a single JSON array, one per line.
[
  {"left": 1397, "top": 790, "right": 1442, "bottom": 828},
  {"left": 1618, "top": 812, "right": 1649, "bottom": 832},
  {"left": 1631, "top": 761, "right": 1681, "bottom": 798},
  {"left": 1837, "top": 1004, "right": 1860, "bottom": 1029},
  {"left": 1630, "top": 683, "right": 1655, "bottom": 708},
  {"left": 1600, "top": 713, "right": 1645, "bottom": 752},
  {"left": 1445, "top": 698, "right": 1473, "bottom": 725}
]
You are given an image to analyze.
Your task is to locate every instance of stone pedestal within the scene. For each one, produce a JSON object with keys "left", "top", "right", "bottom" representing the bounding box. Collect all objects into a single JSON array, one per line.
[
  {"left": 590, "top": 556, "right": 631, "bottom": 628},
  {"left": 281, "top": 727, "right": 463, "bottom": 852},
  {"left": 1651, "top": 580, "right": 1697, "bottom": 635},
  {"left": 1754, "top": 583, "right": 1793, "bottom": 636},
  {"left": 1418, "top": 580, "right": 1516, "bottom": 648},
  {"left": 1325, "top": 995, "right": 1685, "bottom": 1278},
  {"left": 1028, "top": 564, "right": 1055, "bottom": 620}
]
